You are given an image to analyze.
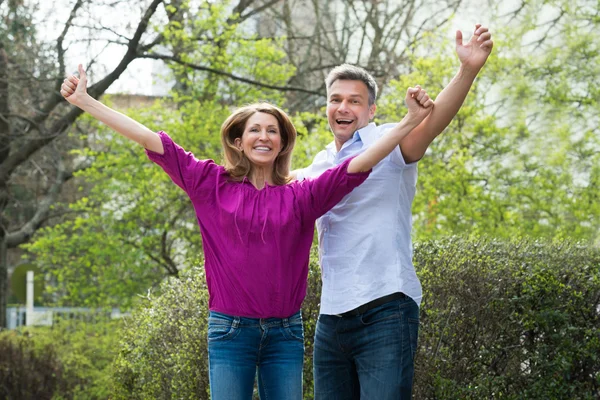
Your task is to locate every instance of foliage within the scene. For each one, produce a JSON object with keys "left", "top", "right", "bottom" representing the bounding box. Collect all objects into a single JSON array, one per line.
[
  {"left": 414, "top": 237, "right": 600, "bottom": 399},
  {"left": 112, "top": 265, "right": 211, "bottom": 400},
  {"left": 24, "top": 1, "right": 295, "bottom": 307},
  {"left": 0, "top": 330, "right": 66, "bottom": 400},
  {"left": 375, "top": 18, "right": 600, "bottom": 242},
  {"left": 112, "top": 237, "right": 600, "bottom": 399},
  {"left": 0, "top": 317, "right": 121, "bottom": 400}
]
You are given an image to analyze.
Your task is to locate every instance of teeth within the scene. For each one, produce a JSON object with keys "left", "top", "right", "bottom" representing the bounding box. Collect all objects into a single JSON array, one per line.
[
  {"left": 337, "top": 119, "right": 352, "bottom": 123},
  {"left": 254, "top": 146, "right": 271, "bottom": 151}
]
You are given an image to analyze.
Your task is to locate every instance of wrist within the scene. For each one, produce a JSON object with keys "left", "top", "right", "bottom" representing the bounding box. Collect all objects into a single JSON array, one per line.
[
  {"left": 401, "top": 113, "right": 423, "bottom": 128},
  {"left": 76, "top": 93, "right": 94, "bottom": 109},
  {"left": 458, "top": 63, "right": 481, "bottom": 79}
]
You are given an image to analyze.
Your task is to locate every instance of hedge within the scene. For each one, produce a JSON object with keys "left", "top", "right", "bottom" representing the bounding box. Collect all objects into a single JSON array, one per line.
[{"left": 112, "top": 237, "right": 600, "bottom": 399}]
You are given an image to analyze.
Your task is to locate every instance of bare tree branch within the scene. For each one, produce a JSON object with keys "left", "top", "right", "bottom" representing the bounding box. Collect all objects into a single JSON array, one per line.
[{"left": 140, "top": 53, "right": 323, "bottom": 95}]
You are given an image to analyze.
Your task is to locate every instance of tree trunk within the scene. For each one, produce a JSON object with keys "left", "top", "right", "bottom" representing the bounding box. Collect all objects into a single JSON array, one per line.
[{"left": 0, "top": 41, "right": 9, "bottom": 329}]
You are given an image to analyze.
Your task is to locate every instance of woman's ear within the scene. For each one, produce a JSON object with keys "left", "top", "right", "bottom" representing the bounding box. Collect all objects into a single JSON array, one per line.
[{"left": 234, "top": 137, "right": 243, "bottom": 151}]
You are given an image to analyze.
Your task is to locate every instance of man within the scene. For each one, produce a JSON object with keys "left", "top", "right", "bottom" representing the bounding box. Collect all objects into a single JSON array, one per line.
[{"left": 294, "top": 25, "right": 494, "bottom": 399}]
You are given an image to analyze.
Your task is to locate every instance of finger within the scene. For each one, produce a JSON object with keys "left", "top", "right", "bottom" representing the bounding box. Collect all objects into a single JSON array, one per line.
[
  {"left": 475, "top": 26, "right": 488, "bottom": 36},
  {"left": 419, "top": 94, "right": 430, "bottom": 105},
  {"left": 63, "top": 79, "right": 76, "bottom": 91},
  {"left": 455, "top": 30, "right": 463, "bottom": 47},
  {"left": 61, "top": 84, "right": 74, "bottom": 95},
  {"left": 423, "top": 99, "right": 434, "bottom": 108},
  {"left": 478, "top": 32, "right": 491, "bottom": 42},
  {"left": 78, "top": 64, "right": 88, "bottom": 84},
  {"left": 480, "top": 40, "right": 494, "bottom": 50},
  {"left": 416, "top": 90, "right": 427, "bottom": 102},
  {"left": 67, "top": 75, "right": 79, "bottom": 85},
  {"left": 407, "top": 87, "right": 420, "bottom": 96},
  {"left": 474, "top": 23, "right": 482, "bottom": 34}
]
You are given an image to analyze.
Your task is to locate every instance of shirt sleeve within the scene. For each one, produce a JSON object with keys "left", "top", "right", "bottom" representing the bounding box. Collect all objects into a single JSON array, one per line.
[
  {"left": 145, "top": 131, "right": 218, "bottom": 197},
  {"left": 301, "top": 156, "right": 371, "bottom": 220}
]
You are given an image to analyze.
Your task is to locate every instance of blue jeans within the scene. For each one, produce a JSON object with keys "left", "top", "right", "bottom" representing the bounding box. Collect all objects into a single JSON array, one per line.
[
  {"left": 313, "top": 295, "right": 419, "bottom": 400},
  {"left": 207, "top": 310, "right": 304, "bottom": 400}
]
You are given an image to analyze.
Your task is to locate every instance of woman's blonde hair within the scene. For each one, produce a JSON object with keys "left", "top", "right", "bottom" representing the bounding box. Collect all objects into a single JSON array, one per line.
[{"left": 221, "top": 103, "right": 296, "bottom": 186}]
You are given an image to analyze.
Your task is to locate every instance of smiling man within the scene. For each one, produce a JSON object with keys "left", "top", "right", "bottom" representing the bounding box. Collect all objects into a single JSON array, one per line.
[{"left": 294, "top": 25, "right": 494, "bottom": 399}]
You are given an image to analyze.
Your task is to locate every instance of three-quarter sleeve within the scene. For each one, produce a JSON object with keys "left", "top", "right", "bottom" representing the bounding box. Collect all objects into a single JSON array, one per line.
[
  {"left": 301, "top": 156, "right": 371, "bottom": 220},
  {"left": 146, "top": 131, "right": 218, "bottom": 197}
]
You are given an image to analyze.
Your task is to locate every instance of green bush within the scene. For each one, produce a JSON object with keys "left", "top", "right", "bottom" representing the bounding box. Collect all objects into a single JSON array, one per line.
[
  {"left": 112, "top": 267, "right": 211, "bottom": 399},
  {"left": 414, "top": 237, "right": 600, "bottom": 399},
  {"left": 0, "top": 318, "right": 120, "bottom": 400},
  {"left": 0, "top": 330, "right": 66, "bottom": 400},
  {"left": 113, "top": 238, "right": 600, "bottom": 399}
]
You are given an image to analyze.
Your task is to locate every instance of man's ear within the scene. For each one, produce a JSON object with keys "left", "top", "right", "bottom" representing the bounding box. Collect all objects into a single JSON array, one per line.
[{"left": 369, "top": 103, "right": 377, "bottom": 120}]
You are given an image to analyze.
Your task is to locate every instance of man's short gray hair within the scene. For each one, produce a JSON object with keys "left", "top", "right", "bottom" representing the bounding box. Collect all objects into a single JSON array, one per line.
[{"left": 325, "top": 64, "right": 378, "bottom": 106}]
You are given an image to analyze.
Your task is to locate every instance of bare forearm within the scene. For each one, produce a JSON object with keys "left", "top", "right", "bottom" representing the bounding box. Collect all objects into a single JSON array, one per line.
[
  {"left": 400, "top": 65, "right": 479, "bottom": 162},
  {"left": 77, "top": 95, "right": 163, "bottom": 153},
  {"left": 426, "top": 65, "right": 479, "bottom": 134},
  {"left": 348, "top": 116, "right": 419, "bottom": 173}
]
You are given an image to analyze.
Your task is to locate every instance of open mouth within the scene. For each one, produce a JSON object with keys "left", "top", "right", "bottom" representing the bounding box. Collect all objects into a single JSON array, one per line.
[
  {"left": 253, "top": 146, "right": 272, "bottom": 152},
  {"left": 336, "top": 119, "right": 354, "bottom": 126}
]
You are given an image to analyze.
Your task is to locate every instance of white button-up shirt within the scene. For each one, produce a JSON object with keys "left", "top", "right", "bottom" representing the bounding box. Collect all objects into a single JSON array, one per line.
[{"left": 296, "top": 122, "right": 423, "bottom": 314}]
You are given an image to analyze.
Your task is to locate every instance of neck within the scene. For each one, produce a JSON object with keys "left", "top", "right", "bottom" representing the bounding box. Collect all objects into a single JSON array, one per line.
[{"left": 248, "top": 166, "right": 274, "bottom": 189}]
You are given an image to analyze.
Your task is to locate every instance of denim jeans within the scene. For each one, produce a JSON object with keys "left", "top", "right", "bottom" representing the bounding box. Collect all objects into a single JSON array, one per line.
[
  {"left": 313, "top": 295, "right": 419, "bottom": 400},
  {"left": 207, "top": 310, "right": 304, "bottom": 400}
]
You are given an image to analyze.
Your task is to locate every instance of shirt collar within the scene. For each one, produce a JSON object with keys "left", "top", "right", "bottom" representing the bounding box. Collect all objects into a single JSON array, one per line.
[{"left": 326, "top": 122, "right": 378, "bottom": 157}]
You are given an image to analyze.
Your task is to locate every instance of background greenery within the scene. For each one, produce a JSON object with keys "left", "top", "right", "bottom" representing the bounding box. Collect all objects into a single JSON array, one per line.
[{"left": 2, "top": 0, "right": 598, "bottom": 398}]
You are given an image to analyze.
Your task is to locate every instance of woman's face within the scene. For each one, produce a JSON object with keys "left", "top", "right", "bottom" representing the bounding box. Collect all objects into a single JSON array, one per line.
[{"left": 235, "top": 112, "right": 283, "bottom": 169}]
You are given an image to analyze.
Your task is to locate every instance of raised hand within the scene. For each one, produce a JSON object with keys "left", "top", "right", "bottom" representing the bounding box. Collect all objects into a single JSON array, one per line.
[
  {"left": 60, "top": 64, "right": 89, "bottom": 106},
  {"left": 406, "top": 85, "right": 434, "bottom": 124},
  {"left": 456, "top": 24, "right": 494, "bottom": 72}
]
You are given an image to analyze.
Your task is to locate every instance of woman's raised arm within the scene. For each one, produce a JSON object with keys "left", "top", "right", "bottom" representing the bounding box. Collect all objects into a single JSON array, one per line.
[{"left": 61, "top": 64, "right": 164, "bottom": 154}]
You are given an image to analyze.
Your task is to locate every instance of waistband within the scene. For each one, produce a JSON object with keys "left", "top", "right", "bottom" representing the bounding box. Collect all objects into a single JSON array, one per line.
[
  {"left": 337, "top": 292, "right": 406, "bottom": 318},
  {"left": 208, "top": 310, "right": 302, "bottom": 328}
]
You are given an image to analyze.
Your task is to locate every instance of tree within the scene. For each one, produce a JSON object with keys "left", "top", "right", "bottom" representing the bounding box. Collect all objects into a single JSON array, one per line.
[
  {"left": 23, "top": 1, "right": 299, "bottom": 308},
  {"left": 0, "top": 0, "right": 310, "bottom": 327}
]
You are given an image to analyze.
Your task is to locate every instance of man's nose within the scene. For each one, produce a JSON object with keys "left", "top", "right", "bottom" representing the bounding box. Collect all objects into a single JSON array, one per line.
[{"left": 338, "top": 100, "right": 349, "bottom": 112}]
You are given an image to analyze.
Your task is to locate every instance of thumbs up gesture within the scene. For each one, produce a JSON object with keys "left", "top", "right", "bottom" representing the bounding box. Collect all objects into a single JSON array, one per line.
[{"left": 60, "top": 64, "right": 89, "bottom": 106}]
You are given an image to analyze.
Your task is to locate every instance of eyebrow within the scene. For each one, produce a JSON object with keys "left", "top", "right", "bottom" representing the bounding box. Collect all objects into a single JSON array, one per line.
[
  {"left": 329, "top": 93, "right": 365, "bottom": 99},
  {"left": 248, "top": 124, "right": 279, "bottom": 128}
]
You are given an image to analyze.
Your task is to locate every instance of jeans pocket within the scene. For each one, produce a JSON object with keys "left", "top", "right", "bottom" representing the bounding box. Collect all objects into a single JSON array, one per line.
[
  {"left": 207, "top": 317, "right": 239, "bottom": 342},
  {"left": 283, "top": 321, "right": 304, "bottom": 342},
  {"left": 360, "top": 304, "right": 401, "bottom": 326},
  {"left": 408, "top": 317, "right": 420, "bottom": 361}
]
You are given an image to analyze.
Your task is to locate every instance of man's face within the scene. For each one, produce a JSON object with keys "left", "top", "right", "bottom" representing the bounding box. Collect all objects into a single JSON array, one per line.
[{"left": 326, "top": 79, "right": 376, "bottom": 148}]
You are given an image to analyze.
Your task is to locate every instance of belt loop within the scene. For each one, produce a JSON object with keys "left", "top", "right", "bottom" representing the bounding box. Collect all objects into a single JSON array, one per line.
[
  {"left": 282, "top": 317, "right": 289, "bottom": 328},
  {"left": 232, "top": 316, "right": 240, "bottom": 328}
]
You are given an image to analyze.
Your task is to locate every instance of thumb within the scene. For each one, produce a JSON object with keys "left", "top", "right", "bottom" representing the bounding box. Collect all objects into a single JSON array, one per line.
[
  {"left": 78, "top": 64, "right": 87, "bottom": 86},
  {"left": 455, "top": 30, "right": 463, "bottom": 47}
]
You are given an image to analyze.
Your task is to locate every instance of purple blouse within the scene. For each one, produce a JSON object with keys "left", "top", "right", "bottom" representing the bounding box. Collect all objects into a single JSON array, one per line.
[{"left": 146, "top": 131, "right": 370, "bottom": 318}]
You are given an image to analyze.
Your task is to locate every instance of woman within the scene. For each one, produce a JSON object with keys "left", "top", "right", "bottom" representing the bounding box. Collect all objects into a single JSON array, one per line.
[{"left": 60, "top": 64, "right": 433, "bottom": 399}]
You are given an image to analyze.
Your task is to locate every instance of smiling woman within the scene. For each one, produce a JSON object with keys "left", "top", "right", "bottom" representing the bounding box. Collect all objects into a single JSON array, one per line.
[
  {"left": 220, "top": 103, "right": 295, "bottom": 188},
  {"left": 60, "top": 63, "right": 433, "bottom": 400}
]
